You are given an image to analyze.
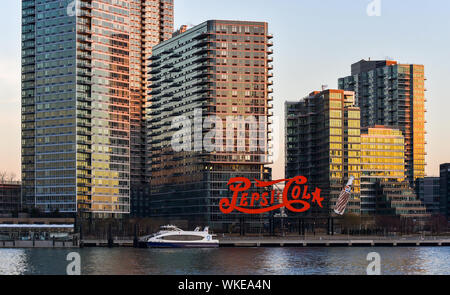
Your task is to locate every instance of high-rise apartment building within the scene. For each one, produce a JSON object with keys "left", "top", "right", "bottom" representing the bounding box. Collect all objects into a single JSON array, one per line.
[
  {"left": 440, "top": 163, "right": 450, "bottom": 220},
  {"left": 21, "top": 0, "right": 173, "bottom": 217},
  {"left": 146, "top": 20, "right": 273, "bottom": 227},
  {"left": 339, "top": 60, "right": 426, "bottom": 186},
  {"left": 285, "top": 89, "right": 361, "bottom": 215}
]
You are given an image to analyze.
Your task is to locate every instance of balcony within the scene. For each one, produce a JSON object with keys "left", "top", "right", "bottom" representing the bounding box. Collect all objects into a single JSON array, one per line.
[
  {"left": 150, "top": 89, "right": 161, "bottom": 95},
  {"left": 149, "top": 55, "right": 161, "bottom": 61},
  {"left": 77, "top": 44, "right": 91, "bottom": 51},
  {"left": 150, "top": 68, "right": 161, "bottom": 75},
  {"left": 77, "top": 53, "right": 91, "bottom": 60},
  {"left": 77, "top": 27, "right": 91, "bottom": 35},
  {"left": 77, "top": 61, "right": 92, "bottom": 69}
]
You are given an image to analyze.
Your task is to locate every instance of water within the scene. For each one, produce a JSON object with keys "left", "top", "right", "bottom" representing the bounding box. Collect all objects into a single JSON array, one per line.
[{"left": 0, "top": 247, "right": 449, "bottom": 275}]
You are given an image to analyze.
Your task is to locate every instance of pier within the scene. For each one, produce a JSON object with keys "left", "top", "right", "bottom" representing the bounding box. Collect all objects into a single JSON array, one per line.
[
  {"left": 2, "top": 236, "right": 450, "bottom": 248},
  {"left": 218, "top": 236, "right": 450, "bottom": 247},
  {"left": 0, "top": 239, "right": 78, "bottom": 248}
]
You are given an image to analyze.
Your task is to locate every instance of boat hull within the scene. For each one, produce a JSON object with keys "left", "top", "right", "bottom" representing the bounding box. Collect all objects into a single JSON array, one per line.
[{"left": 147, "top": 242, "right": 219, "bottom": 248}]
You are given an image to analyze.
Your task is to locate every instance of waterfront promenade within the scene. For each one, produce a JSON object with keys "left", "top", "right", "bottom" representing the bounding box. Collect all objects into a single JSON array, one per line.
[
  {"left": 72, "top": 235, "right": 450, "bottom": 248},
  {"left": 1, "top": 235, "right": 450, "bottom": 248},
  {"left": 218, "top": 236, "right": 450, "bottom": 247}
]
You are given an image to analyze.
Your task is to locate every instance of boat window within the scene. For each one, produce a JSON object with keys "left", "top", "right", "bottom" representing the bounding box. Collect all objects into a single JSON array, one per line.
[{"left": 162, "top": 235, "right": 204, "bottom": 241}]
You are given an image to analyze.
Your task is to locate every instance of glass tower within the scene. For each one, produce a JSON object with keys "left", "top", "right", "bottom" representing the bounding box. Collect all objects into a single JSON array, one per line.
[
  {"left": 21, "top": 0, "right": 173, "bottom": 217},
  {"left": 285, "top": 89, "right": 361, "bottom": 216},
  {"left": 339, "top": 60, "right": 426, "bottom": 187}
]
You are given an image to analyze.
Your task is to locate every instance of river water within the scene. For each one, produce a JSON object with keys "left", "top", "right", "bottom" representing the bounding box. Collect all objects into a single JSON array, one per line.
[{"left": 0, "top": 247, "right": 449, "bottom": 275}]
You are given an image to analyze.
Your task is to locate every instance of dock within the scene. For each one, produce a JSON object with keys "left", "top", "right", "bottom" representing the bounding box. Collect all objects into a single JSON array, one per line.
[
  {"left": 0, "top": 240, "right": 78, "bottom": 248},
  {"left": 2, "top": 237, "right": 450, "bottom": 248},
  {"left": 218, "top": 237, "right": 450, "bottom": 247}
]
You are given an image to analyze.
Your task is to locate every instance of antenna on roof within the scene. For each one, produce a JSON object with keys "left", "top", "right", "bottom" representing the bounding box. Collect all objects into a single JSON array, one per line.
[{"left": 321, "top": 85, "right": 328, "bottom": 91}]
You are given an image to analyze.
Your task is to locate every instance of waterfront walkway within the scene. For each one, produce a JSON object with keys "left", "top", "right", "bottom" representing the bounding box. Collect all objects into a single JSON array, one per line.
[
  {"left": 2, "top": 236, "right": 450, "bottom": 248},
  {"left": 219, "top": 236, "right": 450, "bottom": 247},
  {"left": 0, "top": 240, "right": 77, "bottom": 248}
]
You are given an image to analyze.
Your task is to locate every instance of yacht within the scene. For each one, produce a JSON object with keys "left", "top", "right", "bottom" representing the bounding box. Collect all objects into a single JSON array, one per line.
[{"left": 146, "top": 225, "right": 219, "bottom": 248}]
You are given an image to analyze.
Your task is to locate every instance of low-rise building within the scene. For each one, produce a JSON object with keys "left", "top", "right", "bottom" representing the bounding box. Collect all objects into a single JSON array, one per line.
[
  {"left": 415, "top": 177, "right": 441, "bottom": 215},
  {"left": 440, "top": 163, "right": 450, "bottom": 220},
  {"left": 0, "top": 181, "right": 21, "bottom": 215}
]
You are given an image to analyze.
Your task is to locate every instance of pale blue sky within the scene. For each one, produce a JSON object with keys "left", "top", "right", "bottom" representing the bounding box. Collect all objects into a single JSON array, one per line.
[{"left": 1, "top": 0, "right": 449, "bottom": 179}]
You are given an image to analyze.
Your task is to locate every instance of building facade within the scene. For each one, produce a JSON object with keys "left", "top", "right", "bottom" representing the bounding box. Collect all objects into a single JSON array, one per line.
[
  {"left": 374, "top": 180, "right": 428, "bottom": 219},
  {"left": 415, "top": 177, "right": 441, "bottom": 215},
  {"left": 440, "top": 163, "right": 450, "bottom": 220},
  {"left": 146, "top": 20, "right": 273, "bottom": 227},
  {"left": 339, "top": 60, "right": 426, "bottom": 186},
  {"left": 21, "top": 0, "right": 173, "bottom": 217},
  {"left": 360, "top": 126, "right": 405, "bottom": 215},
  {"left": 0, "top": 182, "right": 21, "bottom": 216},
  {"left": 285, "top": 89, "right": 361, "bottom": 216}
]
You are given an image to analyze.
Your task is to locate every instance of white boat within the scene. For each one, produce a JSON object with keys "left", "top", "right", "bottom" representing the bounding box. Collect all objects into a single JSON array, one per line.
[{"left": 146, "top": 225, "right": 219, "bottom": 248}]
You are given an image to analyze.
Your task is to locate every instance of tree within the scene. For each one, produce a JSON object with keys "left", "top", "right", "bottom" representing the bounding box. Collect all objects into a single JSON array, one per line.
[
  {"left": 0, "top": 170, "right": 7, "bottom": 183},
  {"left": 8, "top": 172, "right": 17, "bottom": 182}
]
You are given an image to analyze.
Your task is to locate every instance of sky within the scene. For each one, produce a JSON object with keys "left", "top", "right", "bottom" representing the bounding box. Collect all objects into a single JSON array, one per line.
[{"left": 0, "top": 0, "right": 449, "bottom": 180}]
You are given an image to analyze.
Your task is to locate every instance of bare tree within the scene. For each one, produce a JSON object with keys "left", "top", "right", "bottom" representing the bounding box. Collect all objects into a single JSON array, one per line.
[
  {"left": 8, "top": 172, "right": 17, "bottom": 182},
  {"left": 0, "top": 170, "right": 7, "bottom": 183}
]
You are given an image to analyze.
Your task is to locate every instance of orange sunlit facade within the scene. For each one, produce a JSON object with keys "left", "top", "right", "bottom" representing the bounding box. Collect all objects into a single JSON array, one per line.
[{"left": 339, "top": 60, "right": 426, "bottom": 187}]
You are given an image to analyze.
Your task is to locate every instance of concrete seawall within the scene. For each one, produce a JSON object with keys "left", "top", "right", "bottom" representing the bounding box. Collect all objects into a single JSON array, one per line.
[
  {"left": 0, "top": 240, "right": 78, "bottom": 248},
  {"left": 2, "top": 237, "right": 450, "bottom": 248},
  {"left": 219, "top": 237, "right": 450, "bottom": 247}
]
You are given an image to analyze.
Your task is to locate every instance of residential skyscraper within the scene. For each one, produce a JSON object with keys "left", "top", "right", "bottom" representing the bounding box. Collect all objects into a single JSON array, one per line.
[
  {"left": 339, "top": 60, "right": 426, "bottom": 186},
  {"left": 21, "top": 0, "right": 173, "bottom": 217},
  {"left": 285, "top": 89, "right": 361, "bottom": 216},
  {"left": 146, "top": 20, "right": 273, "bottom": 227}
]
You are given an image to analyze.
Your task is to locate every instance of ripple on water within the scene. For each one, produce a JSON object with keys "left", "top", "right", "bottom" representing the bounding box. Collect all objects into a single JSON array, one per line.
[
  {"left": 0, "top": 247, "right": 449, "bottom": 275},
  {"left": 0, "top": 249, "right": 28, "bottom": 275}
]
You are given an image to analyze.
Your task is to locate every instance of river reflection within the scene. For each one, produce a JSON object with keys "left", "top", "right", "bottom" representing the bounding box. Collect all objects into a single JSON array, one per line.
[{"left": 0, "top": 247, "right": 449, "bottom": 275}]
